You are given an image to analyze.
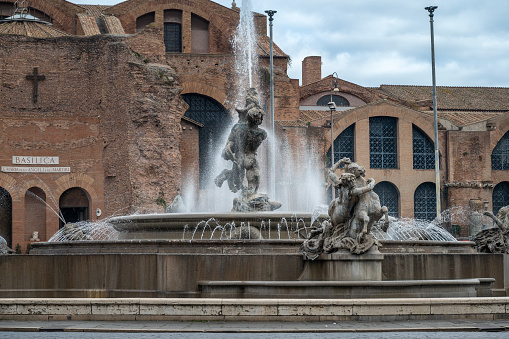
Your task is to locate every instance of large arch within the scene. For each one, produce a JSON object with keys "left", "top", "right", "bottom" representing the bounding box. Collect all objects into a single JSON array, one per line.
[
  {"left": 181, "top": 81, "right": 228, "bottom": 112},
  {"left": 330, "top": 100, "right": 434, "bottom": 146}
]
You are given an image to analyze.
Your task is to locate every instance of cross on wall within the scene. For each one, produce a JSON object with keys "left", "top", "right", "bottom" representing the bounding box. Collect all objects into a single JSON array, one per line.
[{"left": 25, "top": 67, "right": 45, "bottom": 103}]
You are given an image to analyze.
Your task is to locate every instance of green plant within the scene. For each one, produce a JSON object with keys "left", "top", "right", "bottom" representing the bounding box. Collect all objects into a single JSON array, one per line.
[
  {"left": 15, "top": 243, "right": 21, "bottom": 254},
  {"left": 156, "top": 191, "right": 167, "bottom": 211}
]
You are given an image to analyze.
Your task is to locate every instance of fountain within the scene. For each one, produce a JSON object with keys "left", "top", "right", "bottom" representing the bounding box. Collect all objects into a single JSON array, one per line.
[{"left": 0, "top": 1, "right": 507, "bottom": 315}]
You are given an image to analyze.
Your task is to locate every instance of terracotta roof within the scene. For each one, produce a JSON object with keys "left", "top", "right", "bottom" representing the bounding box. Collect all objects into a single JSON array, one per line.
[
  {"left": 0, "top": 21, "right": 69, "bottom": 37},
  {"left": 277, "top": 109, "right": 346, "bottom": 128},
  {"left": 276, "top": 120, "right": 307, "bottom": 128},
  {"left": 377, "top": 85, "right": 509, "bottom": 111},
  {"left": 299, "top": 110, "right": 330, "bottom": 122},
  {"left": 256, "top": 35, "right": 288, "bottom": 58},
  {"left": 103, "top": 16, "right": 125, "bottom": 34},
  {"left": 77, "top": 13, "right": 100, "bottom": 36},
  {"left": 78, "top": 5, "right": 110, "bottom": 17},
  {"left": 422, "top": 110, "right": 507, "bottom": 127}
]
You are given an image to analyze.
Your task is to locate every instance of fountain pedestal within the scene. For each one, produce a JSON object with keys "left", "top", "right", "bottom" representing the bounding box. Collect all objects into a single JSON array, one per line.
[{"left": 299, "top": 246, "right": 384, "bottom": 281}]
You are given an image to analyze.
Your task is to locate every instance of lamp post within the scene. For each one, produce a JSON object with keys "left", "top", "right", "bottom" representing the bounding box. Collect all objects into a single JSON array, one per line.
[
  {"left": 328, "top": 72, "right": 339, "bottom": 200},
  {"left": 425, "top": 5, "right": 441, "bottom": 219},
  {"left": 265, "top": 10, "right": 277, "bottom": 200}
]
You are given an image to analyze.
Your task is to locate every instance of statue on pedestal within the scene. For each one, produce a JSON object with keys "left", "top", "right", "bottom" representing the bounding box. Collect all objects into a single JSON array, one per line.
[
  {"left": 301, "top": 158, "right": 389, "bottom": 259},
  {"left": 215, "top": 88, "right": 281, "bottom": 212},
  {"left": 473, "top": 206, "right": 509, "bottom": 253}
]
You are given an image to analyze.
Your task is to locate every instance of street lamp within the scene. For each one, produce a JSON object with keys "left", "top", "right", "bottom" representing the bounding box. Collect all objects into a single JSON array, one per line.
[
  {"left": 328, "top": 73, "right": 339, "bottom": 200},
  {"left": 265, "top": 10, "right": 277, "bottom": 200},
  {"left": 425, "top": 5, "right": 441, "bottom": 219}
]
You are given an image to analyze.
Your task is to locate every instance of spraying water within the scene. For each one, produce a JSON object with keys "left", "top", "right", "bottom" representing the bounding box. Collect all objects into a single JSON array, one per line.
[{"left": 232, "top": 0, "right": 258, "bottom": 105}]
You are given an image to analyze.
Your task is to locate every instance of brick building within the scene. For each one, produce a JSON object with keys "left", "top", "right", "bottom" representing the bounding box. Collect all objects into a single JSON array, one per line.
[{"left": 0, "top": 0, "right": 508, "bottom": 250}]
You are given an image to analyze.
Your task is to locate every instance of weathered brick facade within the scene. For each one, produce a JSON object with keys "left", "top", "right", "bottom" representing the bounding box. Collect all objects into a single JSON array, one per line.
[{"left": 0, "top": 0, "right": 508, "bottom": 250}]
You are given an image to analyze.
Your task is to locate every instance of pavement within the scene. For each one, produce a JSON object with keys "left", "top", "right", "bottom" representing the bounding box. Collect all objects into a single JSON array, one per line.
[{"left": 0, "top": 319, "right": 509, "bottom": 333}]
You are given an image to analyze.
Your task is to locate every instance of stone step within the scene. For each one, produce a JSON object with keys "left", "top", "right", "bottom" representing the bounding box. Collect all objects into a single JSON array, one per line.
[{"left": 198, "top": 278, "right": 495, "bottom": 299}]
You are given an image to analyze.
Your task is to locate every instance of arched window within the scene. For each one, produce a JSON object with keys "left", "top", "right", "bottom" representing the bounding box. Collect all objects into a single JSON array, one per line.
[
  {"left": 25, "top": 187, "right": 46, "bottom": 241},
  {"left": 59, "top": 187, "right": 90, "bottom": 228},
  {"left": 326, "top": 123, "right": 354, "bottom": 167},
  {"left": 317, "top": 95, "right": 349, "bottom": 107},
  {"left": 183, "top": 94, "right": 232, "bottom": 189},
  {"left": 164, "top": 10, "right": 182, "bottom": 52},
  {"left": 374, "top": 181, "right": 399, "bottom": 217},
  {"left": 492, "top": 131, "right": 509, "bottom": 170},
  {"left": 413, "top": 125, "right": 434, "bottom": 169},
  {"left": 493, "top": 182, "right": 509, "bottom": 215},
  {"left": 414, "top": 182, "right": 436, "bottom": 221},
  {"left": 136, "top": 12, "right": 155, "bottom": 32},
  {"left": 0, "top": 187, "right": 12, "bottom": 247},
  {"left": 369, "top": 116, "right": 397, "bottom": 169}
]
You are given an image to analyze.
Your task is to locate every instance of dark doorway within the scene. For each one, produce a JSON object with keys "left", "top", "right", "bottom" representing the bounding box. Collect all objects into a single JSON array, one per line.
[
  {"left": 0, "top": 187, "right": 12, "bottom": 247},
  {"left": 182, "top": 94, "right": 232, "bottom": 189},
  {"left": 59, "top": 187, "right": 90, "bottom": 228}
]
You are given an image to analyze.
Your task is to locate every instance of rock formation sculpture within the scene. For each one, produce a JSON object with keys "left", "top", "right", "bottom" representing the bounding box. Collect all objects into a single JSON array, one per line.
[
  {"left": 473, "top": 206, "right": 509, "bottom": 253},
  {"left": 215, "top": 88, "right": 281, "bottom": 212},
  {"left": 301, "top": 158, "right": 389, "bottom": 259}
]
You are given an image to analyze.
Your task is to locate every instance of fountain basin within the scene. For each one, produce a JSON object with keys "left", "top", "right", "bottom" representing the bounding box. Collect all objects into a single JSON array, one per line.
[{"left": 109, "top": 212, "right": 326, "bottom": 240}]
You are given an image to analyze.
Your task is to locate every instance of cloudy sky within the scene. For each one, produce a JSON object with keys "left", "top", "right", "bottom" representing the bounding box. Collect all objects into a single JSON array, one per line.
[{"left": 69, "top": 0, "right": 509, "bottom": 87}]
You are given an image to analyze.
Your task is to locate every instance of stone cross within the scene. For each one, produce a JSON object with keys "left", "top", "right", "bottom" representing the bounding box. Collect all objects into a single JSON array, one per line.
[{"left": 26, "top": 67, "right": 46, "bottom": 103}]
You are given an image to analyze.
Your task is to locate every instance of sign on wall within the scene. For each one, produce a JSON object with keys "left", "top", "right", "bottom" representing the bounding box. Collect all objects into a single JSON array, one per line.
[
  {"left": 1, "top": 156, "right": 70, "bottom": 173},
  {"left": 1, "top": 166, "right": 70, "bottom": 173},
  {"left": 12, "top": 156, "right": 59, "bottom": 165}
]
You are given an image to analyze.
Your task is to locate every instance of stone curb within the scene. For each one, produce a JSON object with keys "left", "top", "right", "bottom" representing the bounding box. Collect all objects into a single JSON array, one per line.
[
  {"left": 0, "top": 326, "right": 506, "bottom": 333},
  {"left": 1, "top": 297, "right": 509, "bottom": 322}
]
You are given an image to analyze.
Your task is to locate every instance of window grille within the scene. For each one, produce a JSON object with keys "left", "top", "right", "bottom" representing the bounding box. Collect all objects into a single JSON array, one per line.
[
  {"left": 413, "top": 125, "right": 434, "bottom": 169},
  {"left": 164, "top": 22, "right": 182, "bottom": 52},
  {"left": 369, "top": 116, "right": 397, "bottom": 168},
  {"left": 493, "top": 182, "right": 509, "bottom": 215},
  {"left": 373, "top": 181, "right": 399, "bottom": 217},
  {"left": 492, "top": 131, "right": 509, "bottom": 170},
  {"left": 326, "top": 124, "right": 355, "bottom": 167},
  {"left": 317, "top": 95, "right": 350, "bottom": 107},
  {"left": 183, "top": 94, "right": 232, "bottom": 189},
  {"left": 414, "top": 182, "right": 436, "bottom": 221}
]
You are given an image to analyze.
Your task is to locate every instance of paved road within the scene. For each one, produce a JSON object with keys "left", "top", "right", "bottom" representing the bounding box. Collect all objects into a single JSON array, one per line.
[
  {"left": 1, "top": 319, "right": 509, "bottom": 337},
  {"left": 1, "top": 332, "right": 509, "bottom": 339}
]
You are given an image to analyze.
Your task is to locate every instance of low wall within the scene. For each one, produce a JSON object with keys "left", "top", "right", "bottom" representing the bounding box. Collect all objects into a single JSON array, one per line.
[
  {"left": 0, "top": 251, "right": 507, "bottom": 298},
  {"left": 1, "top": 298, "right": 509, "bottom": 321},
  {"left": 0, "top": 240, "right": 507, "bottom": 298}
]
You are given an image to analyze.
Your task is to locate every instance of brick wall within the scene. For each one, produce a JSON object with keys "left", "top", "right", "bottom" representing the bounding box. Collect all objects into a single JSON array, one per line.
[
  {"left": 302, "top": 56, "right": 321, "bottom": 86},
  {"left": 0, "top": 33, "right": 186, "bottom": 249}
]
